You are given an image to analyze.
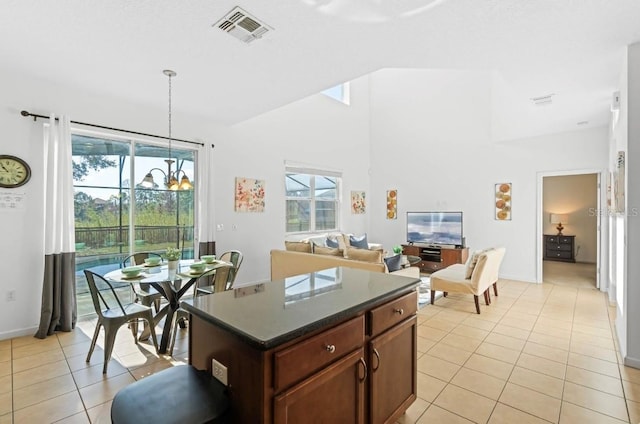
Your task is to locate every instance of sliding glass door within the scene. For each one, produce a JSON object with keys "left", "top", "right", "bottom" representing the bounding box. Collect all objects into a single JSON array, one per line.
[{"left": 72, "top": 133, "right": 196, "bottom": 316}]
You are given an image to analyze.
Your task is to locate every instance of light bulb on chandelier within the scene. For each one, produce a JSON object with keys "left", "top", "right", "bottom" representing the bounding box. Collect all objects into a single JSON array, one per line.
[{"left": 140, "top": 70, "right": 193, "bottom": 191}]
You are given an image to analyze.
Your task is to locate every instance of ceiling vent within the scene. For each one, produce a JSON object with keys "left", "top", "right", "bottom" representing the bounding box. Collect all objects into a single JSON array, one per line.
[
  {"left": 531, "top": 93, "right": 555, "bottom": 106},
  {"left": 214, "top": 7, "right": 273, "bottom": 44}
]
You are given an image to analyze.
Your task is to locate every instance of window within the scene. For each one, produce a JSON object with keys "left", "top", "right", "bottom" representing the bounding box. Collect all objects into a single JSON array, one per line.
[
  {"left": 285, "top": 167, "right": 340, "bottom": 233},
  {"left": 321, "top": 82, "right": 350, "bottom": 105},
  {"left": 72, "top": 133, "right": 196, "bottom": 316}
]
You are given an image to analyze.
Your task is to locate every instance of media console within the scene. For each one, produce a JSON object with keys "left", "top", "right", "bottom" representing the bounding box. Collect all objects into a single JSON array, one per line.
[{"left": 402, "top": 244, "right": 469, "bottom": 273}]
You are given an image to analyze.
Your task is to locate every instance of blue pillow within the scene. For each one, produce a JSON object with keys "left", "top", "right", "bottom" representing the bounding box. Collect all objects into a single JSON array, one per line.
[
  {"left": 349, "top": 234, "right": 368, "bottom": 249},
  {"left": 384, "top": 254, "right": 403, "bottom": 272},
  {"left": 326, "top": 237, "right": 340, "bottom": 248}
]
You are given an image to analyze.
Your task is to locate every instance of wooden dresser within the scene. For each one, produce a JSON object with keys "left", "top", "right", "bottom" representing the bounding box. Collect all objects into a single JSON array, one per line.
[{"left": 543, "top": 235, "right": 576, "bottom": 262}]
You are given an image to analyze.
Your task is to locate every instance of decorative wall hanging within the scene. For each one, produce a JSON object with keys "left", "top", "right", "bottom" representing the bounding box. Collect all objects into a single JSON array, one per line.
[
  {"left": 386, "top": 189, "right": 397, "bottom": 219},
  {"left": 235, "top": 177, "right": 265, "bottom": 212},
  {"left": 351, "top": 191, "right": 366, "bottom": 214},
  {"left": 495, "top": 183, "right": 512, "bottom": 220},
  {"left": 615, "top": 151, "right": 625, "bottom": 213}
]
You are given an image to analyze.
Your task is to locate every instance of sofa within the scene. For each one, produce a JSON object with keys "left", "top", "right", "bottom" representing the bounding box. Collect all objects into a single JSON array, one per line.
[
  {"left": 429, "top": 247, "right": 506, "bottom": 314},
  {"left": 270, "top": 249, "right": 420, "bottom": 280}
]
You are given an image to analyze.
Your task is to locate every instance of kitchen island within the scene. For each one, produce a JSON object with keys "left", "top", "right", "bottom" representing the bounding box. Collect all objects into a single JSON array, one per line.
[{"left": 182, "top": 266, "right": 420, "bottom": 423}]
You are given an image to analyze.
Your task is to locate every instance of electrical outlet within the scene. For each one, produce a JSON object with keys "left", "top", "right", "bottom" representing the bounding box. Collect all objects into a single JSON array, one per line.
[
  {"left": 232, "top": 224, "right": 238, "bottom": 231},
  {"left": 216, "top": 224, "right": 224, "bottom": 231},
  {"left": 212, "top": 358, "right": 228, "bottom": 385}
]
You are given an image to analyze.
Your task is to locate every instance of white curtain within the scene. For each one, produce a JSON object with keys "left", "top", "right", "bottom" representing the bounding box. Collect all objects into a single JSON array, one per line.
[
  {"left": 197, "top": 143, "right": 216, "bottom": 257},
  {"left": 35, "top": 114, "right": 77, "bottom": 338}
]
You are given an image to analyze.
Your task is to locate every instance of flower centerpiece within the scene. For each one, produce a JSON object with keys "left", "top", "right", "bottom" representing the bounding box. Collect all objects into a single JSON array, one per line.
[
  {"left": 164, "top": 247, "right": 181, "bottom": 261},
  {"left": 164, "top": 247, "right": 181, "bottom": 279}
]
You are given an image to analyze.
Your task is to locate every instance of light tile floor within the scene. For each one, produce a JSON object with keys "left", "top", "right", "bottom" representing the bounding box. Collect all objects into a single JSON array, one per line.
[{"left": 1, "top": 273, "right": 639, "bottom": 423}]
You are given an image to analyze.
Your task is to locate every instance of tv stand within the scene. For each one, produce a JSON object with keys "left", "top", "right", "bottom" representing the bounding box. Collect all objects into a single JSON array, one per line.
[{"left": 402, "top": 244, "right": 469, "bottom": 273}]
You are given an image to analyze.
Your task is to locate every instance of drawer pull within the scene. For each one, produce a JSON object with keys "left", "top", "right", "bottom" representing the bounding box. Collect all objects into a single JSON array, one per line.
[
  {"left": 372, "top": 348, "right": 380, "bottom": 371},
  {"left": 325, "top": 344, "right": 336, "bottom": 353},
  {"left": 358, "top": 357, "right": 367, "bottom": 382},
  {"left": 394, "top": 308, "right": 404, "bottom": 315}
]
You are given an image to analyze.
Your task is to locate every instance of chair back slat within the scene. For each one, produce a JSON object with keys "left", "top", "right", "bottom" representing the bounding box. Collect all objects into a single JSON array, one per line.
[
  {"left": 84, "top": 270, "right": 129, "bottom": 317},
  {"left": 219, "top": 250, "right": 243, "bottom": 286}
]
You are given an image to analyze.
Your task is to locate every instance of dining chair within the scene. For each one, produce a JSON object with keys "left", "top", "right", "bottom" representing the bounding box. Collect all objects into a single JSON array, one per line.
[
  {"left": 219, "top": 250, "right": 244, "bottom": 286},
  {"left": 84, "top": 270, "right": 159, "bottom": 373},
  {"left": 168, "top": 264, "right": 234, "bottom": 355},
  {"left": 121, "top": 252, "right": 163, "bottom": 312}
]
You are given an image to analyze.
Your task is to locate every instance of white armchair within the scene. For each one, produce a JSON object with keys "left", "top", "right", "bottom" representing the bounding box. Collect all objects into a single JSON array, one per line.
[{"left": 430, "top": 247, "right": 506, "bottom": 314}]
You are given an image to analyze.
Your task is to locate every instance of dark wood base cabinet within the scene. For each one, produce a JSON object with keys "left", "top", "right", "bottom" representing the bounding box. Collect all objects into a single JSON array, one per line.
[
  {"left": 402, "top": 244, "right": 469, "bottom": 273},
  {"left": 189, "top": 291, "right": 418, "bottom": 423}
]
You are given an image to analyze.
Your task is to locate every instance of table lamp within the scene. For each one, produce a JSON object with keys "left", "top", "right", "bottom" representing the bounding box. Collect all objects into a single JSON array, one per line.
[{"left": 550, "top": 213, "right": 569, "bottom": 236}]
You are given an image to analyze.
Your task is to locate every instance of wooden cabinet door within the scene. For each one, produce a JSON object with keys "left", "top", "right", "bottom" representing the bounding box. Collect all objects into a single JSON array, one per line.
[
  {"left": 274, "top": 348, "right": 366, "bottom": 424},
  {"left": 369, "top": 316, "right": 417, "bottom": 424},
  {"left": 441, "top": 249, "right": 460, "bottom": 267}
]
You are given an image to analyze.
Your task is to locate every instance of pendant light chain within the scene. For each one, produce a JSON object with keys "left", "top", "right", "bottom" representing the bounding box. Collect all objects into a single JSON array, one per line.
[
  {"left": 140, "top": 69, "right": 192, "bottom": 191},
  {"left": 168, "top": 70, "right": 172, "bottom": 163}
]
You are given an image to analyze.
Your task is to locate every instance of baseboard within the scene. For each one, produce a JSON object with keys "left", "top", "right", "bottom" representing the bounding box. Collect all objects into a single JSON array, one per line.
[
  {"left": 0, "top": 326, "right": 39, "bottom": 341},
  {"left": 624, "top": 356, "right": 640, "bottom": 369}
]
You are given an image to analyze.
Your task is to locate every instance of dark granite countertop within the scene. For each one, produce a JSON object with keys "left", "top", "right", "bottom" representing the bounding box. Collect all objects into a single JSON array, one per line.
[{"left": 181, "top": 267, "right": 420, "bottom": 350}]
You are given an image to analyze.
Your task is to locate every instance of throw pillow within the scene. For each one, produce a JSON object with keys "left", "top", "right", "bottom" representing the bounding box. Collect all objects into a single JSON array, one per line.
[
  {"left": 345, "top": 247, "right": 382, "bottom": 263},
  {"left": 384, "top": 254, "right": 403, "bottom": 272},
  {"left": 464, "top": 247, "right": 493, "bottom": 279},
  {"left": 349, "top": 234, "right": 369, "bottom": 249},
  {"left": 325, "top": 237, "right": 340, "bottom": 248},
  {"left": 284, "top": 241, "right": 312, "bottom": 253},
  {"left": 313, "top": 245, "right": 343, "bottom": 256}
]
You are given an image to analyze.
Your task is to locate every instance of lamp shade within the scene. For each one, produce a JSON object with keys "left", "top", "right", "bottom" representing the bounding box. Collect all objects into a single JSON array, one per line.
[{"left": 550, "top": 213, "right": 569, "bottom": 224}]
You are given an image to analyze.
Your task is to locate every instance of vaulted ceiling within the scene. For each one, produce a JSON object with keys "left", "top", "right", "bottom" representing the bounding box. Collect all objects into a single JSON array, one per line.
[{"left": 3, "top": 0, "right": 640, "bottom": 140}]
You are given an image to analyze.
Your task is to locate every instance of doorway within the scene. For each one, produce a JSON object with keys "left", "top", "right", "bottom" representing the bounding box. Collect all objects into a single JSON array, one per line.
[{"left": 537, "top": 171, "right": 602, "bottom": 289}]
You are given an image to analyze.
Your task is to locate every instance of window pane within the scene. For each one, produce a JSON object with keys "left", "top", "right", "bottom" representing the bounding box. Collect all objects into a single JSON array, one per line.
[
  {"left": 73, "top": 135, "right": 197, "bottom": 318},
  {"left": 287, "top": 199, "right": 310, "bottom": 232},
  {"left": 134, "top": 144, "right": 195, "bottom": 258},
  {"left": 316, "top": 200, "right": 336, "bottom": 231},
  {"left": 286, "top": 174, "right": 311, "bottom": 198},
  {"left": 315, "top": 176, "right": 336, "bottom": 199},
  {"left": 72, "top": 136, "right": 132, "bottom": 316}
]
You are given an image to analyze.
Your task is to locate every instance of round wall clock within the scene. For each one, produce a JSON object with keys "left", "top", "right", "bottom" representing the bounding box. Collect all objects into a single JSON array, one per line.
[{"left": 0, "top": 155, "right": 32, "bottom": 188}]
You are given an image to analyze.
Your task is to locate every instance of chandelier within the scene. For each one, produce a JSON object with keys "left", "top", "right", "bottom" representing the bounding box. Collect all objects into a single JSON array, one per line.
[{"left": 140, "top": 70, "right": 193, "bottom": 191}]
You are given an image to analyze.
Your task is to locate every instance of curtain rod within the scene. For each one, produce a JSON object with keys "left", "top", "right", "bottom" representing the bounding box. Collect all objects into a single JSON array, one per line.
[{"left": 20, "top": 110, "right": 207, "bottom": 147}]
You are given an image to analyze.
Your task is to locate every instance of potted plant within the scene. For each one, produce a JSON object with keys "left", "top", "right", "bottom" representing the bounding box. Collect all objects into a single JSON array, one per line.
[
  {"left": 164, "top": 247, "right": 181, "bottom": 279},
  {"left": 392, "top": 245, "right": 403, "bottom": 255}
]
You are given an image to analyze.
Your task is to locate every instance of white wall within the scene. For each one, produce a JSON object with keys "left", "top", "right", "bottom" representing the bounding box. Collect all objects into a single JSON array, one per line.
[
  {"left": 367, "top": 69, "right": 608, "bottom": 282},
  {"left": 622, "top": 42, "right": 640, "bottom": 368},
  {"left": 543, "top": 174, "right": 598, "bottom": 263}
]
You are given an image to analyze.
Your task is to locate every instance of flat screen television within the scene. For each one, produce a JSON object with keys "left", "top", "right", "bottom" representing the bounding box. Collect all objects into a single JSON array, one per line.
[{"left": 407, "top": 211, "right": 463, "bottom": 246}]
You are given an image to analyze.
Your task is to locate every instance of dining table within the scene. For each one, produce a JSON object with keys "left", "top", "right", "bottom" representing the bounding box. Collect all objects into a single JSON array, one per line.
[{"left": 104, "top": 259, "right": 231, "bottom": 354}]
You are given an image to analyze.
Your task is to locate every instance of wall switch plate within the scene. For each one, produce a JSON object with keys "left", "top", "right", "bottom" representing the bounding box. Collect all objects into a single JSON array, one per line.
[
  {"left": 212, "top": 358, "right": 228, "bottom": 385},
  {"left": 216, "top": 224, "right": 224, "bottom": 231}
]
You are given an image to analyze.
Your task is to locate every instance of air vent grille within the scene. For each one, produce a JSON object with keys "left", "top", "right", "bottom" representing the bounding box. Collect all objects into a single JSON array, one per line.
[
  {"left": 531, "top": 93, "right": 555, "bottom": 106},
  {"left": 214, "top": 6, "right": 273, "bottom": 44}
]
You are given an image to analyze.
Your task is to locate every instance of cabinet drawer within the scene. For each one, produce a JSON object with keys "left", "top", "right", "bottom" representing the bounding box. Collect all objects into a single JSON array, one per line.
[
  {"left": 274, "top": 315, "right": 364, "bottom": 392},
  {"left": 546, "top": 243, "right": 572, "bottom": 252},
  {"left": 548, "top": 251, "right": 572, "bottom": 259},
  {"left": 559, "top": 237, "right": 573, "bottom": 244},
  {"left": 369, "top": 291, "right": 418, "bottom": 337},
  {"left": 419, "top": 262, "right": 443, "bottom": 272}
]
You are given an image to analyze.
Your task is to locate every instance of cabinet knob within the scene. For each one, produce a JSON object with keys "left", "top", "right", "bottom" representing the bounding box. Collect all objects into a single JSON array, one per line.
[
  {"left": 325, "top": 344, "right": 336, "bottom": 353},
  {"left": 394, "top": 308, "right": 404, "bottom": 315}
]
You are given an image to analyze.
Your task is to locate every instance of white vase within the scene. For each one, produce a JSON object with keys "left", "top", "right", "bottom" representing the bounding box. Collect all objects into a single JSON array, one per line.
[{"left": 167, "top": 260, "right": 178, "bottom": 280}]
